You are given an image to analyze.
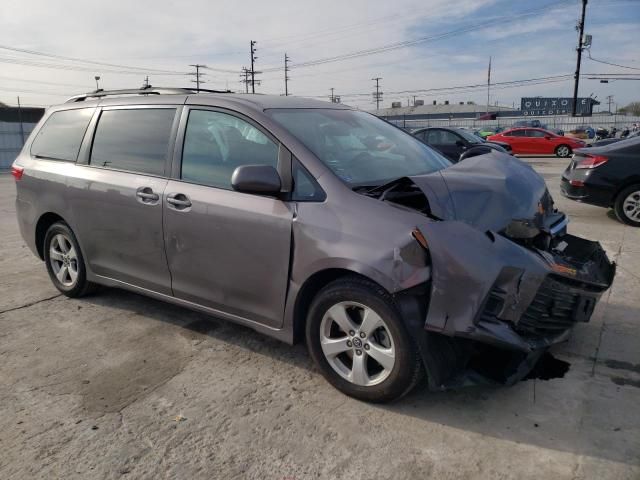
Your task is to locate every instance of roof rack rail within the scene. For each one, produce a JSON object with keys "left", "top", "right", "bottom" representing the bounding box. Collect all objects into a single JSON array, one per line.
[{"left": 65, "top": 86, "right": 233, "bottom": 103}]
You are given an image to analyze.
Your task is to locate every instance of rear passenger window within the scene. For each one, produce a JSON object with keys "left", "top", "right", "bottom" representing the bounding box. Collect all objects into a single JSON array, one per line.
[
  {"left": 90, "top": 109, "right": 175, "bottom": 176},
  {"left": 31, "top": 108, "right": 94, "bottom": 161},
  {"left": 181, "top": 109, "right": 279, "bottom": 189}
]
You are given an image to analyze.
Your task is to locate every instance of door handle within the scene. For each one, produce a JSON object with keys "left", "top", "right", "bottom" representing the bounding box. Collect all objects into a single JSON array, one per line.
[
  {"left": 166, "top": 193, "right": 192, "bottom": 209},
  {"left": 136, "top": 187, "right": 159, "bottom": 204}
]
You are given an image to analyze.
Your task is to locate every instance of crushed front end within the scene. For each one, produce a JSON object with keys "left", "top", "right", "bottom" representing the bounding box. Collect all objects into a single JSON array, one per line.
[
  {"left": 415, "top": 220, "right": 615, "bottom": 389},
  {"left": 373, "top": 154, "right": 616, "bottom": 389}
]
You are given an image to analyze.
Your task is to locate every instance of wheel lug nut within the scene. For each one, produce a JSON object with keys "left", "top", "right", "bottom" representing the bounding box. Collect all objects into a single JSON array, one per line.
[
  {"left": 349, "top": 330, "right": 355, "bottom": 336},
  {"left": 346, "top": 340, "right": 352, "bottom": 347},
  {"left": 359, "top": 332, "right": 366, "bottom": 338},
  {"left": 355, "top": 349, "right": 362, "bottom": 355},
  {"left": 364, "top": 344, "right": 369, "bottom": 350}
]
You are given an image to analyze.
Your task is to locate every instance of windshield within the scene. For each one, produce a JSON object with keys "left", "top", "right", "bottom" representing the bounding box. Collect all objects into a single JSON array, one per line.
[
  {"left": 456, "top": 129, "right": 484, "bottom": 144},
  {"left": 267, "top": 109, "right": 451, "bottom": 187}
]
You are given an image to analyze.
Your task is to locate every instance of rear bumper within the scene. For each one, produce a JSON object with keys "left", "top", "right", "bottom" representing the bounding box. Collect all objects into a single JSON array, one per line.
[
  {"left": 417, "top": 220, "right": 615, "bottom": 390},
  {"left": 560, "top": 177, "right": 613, "bottom": 207}
]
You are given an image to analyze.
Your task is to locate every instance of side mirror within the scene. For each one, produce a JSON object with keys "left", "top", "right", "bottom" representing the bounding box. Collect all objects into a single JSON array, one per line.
[
  {"left": 231, "top": 165, "right": 281, "bottom": 195},
  {"left": 544, "top": 135, "right": 552, "bottom": 140},
  {"left": 455, "top": 139, "right": 466, "bottom": 148}
]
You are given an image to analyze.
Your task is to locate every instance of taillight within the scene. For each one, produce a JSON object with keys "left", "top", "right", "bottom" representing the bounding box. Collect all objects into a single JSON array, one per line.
[
  {"left": 574, "top": 154, "right": 608, "bottom": 169},
  {"left": 11, "top": 165, "right": 24, "bottom": 181}
]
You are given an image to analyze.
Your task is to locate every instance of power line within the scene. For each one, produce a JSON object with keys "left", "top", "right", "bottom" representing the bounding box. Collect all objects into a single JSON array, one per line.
[
  {"left": 300, "top": 74, "right": 574, "bottom": 99},
  {"left": 0, "top": 44, "right": 189, "bottom": 75},
  {"left": 586, "top": 50, "right": 640, "bottom": 71},
  {"left": 0, "top": 55, "right": 186, "bottom": 76},
  {"left": 0, "top": 75, "right": 91, "bottom": 89},
  {"left": 260, "top": 0, "right": 574, "bottom": 72}
]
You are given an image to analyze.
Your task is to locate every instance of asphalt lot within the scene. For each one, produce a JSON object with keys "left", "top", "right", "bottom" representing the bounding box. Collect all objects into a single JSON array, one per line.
[{"left": 1, "top": 157, "right": 639, "bottom": 480}]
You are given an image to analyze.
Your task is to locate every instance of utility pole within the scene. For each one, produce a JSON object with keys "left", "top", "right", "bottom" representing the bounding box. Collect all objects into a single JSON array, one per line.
[
  {"left": 330, "top": 87, "right": 335, "bottom": 103},
  {"left": 240, "top": 67, "right": 250, "bottom": 93},
  {"left": 487, "top": 56, "right": 492, "bottom": 115},
  {"left": 372, "top": 77, "right": 382, "bottom": 110},
  {"left": 572, "top": 0, "right": 588, "bottom": 116},
  {"left": 412, "top": 95, "right": 417, "bottom": 106},
  {"left": 249, "top": 41, "right": 261, "bottom": 94},
  {"left": 142, "top": 76, "right": 150, "bottom": 89},
  {"left": 284, "top": 53, "right": 291, "bottom": 96},
  {"left": 16, "top": 96, "right": 25, "bottom": 144},
  {"left": 189, "top": 64, "right": 207, "bottom": 92},
  {"left": 606, "top": 95, "right": 614, "bottom": 113}
]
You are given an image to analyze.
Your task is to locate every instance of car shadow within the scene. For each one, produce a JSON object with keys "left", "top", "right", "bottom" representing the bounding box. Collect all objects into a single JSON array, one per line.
[{"left": 82, "top": 287, "right": 639, "bottom": 467}]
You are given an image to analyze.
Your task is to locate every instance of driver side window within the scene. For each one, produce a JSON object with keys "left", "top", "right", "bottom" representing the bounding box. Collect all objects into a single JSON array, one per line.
[
  {"left": 429, "top": 130, "right": 460, "bottom": 145},
  {"left": 181, "top": 109, "right": 279, "bottom": 189}
]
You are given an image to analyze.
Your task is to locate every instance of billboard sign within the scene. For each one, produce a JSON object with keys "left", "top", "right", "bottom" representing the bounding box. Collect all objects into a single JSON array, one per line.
[{"left": 520, "top": 97, "right": 598, "bottom": 116}]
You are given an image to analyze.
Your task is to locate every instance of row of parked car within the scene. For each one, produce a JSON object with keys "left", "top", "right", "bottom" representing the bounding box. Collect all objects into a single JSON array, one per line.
[
  {"left": 411, "top": 126, "right": 640, "bottom": 227},
  {"left": 412, "top": 126, "right": 585, "bottom": 160},
  {"left": 415, "top": 125, "right": 640, "bottom": 160}
]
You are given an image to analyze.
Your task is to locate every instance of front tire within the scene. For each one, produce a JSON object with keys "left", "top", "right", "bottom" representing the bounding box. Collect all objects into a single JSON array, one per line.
[
  {"left": 305, "top": 276, "right": 423, "bottom": 403},
  {"left": 44, "top": 222, "right": 96, "bottom": 297},
  {"left": 614, "top": 185, "right": 640, "bottom": 227},
  {"left": 555, "top": 144, "right": 572, "bottom": 158}
]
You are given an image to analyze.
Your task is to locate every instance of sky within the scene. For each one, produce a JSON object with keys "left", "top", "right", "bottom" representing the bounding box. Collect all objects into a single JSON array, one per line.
[{"left": 1, "top": 0, "right": 639, "bottom": 110}]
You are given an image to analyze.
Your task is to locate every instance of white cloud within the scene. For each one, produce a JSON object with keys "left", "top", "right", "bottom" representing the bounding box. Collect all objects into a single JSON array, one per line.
[{"left": 0, "top": 0, "right": 637, "bottom": 108}]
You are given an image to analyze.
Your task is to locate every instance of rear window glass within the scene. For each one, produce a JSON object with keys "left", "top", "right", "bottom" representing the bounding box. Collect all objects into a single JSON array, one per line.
[
  {"left": 90, "top": 109, "right": 175, "bottom": 176},
  {"left": 31, "top": 108, "right": 94, "bottom": 161}
]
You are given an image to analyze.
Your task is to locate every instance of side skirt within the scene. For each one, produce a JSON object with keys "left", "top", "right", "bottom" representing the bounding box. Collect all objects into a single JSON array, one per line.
[{"left": 90, "top": 274, "right": 294, "bottom": 344}]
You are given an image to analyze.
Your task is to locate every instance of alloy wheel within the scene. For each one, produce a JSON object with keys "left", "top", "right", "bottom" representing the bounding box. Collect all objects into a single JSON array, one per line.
[
  {"left": 557, "top": 146, "right": 570, "bottom": 157},
  {"left": 622, "top": 190, "right": 640, "bottom": 222},
  {"left": 49, "top": 233, "right": 79, "bottom": 287},
  {"left": 319, "top": 301, "right": 396, "bottom": 387}
]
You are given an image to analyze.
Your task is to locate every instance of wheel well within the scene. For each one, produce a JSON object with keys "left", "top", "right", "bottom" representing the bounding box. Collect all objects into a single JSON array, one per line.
[
  {"left": 292, "top": 269, "right": 375, "bottom": 344},
  {"left": 611, "top": 181, "right": 640, "bottom": 207},
  {"left": 35, "top": 213, "right": 65, "bottom": 260}
]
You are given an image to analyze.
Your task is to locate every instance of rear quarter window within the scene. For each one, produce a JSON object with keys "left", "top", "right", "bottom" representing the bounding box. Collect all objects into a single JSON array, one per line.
[
  {"left": 30, "top": 108, "right": 94, "bottom": 161},
  {"left": 90, "top": 108, "right": 176, "bottom": 176}
]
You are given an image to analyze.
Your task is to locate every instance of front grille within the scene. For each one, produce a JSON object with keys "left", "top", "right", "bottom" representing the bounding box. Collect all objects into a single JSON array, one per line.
[{"left": 515, "top": 277, "right": 582, "bottom": 336}]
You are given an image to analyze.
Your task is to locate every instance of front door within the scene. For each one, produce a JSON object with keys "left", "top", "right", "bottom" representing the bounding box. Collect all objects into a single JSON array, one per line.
[
  {"left": 426, "top": 129, "right": 462, "bottom": 161},
  {"left": 524, "top": 129, "right": 550, "bottom": 154},
  {"left": 163, "top": 108, "right": 293, "bottom": 328},
  {"left": 68, "top": 106, "right": 178, "bottom": 293}
]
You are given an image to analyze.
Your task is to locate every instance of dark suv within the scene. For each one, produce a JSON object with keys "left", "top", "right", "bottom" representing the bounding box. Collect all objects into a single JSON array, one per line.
[{"left": 12, "top": 88, "right": 615, "bottom": 402}]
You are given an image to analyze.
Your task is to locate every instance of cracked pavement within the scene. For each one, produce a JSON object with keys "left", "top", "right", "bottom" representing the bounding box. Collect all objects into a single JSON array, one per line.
[{"left": 1, "top": 158, "right": 639, "bottom": 479}]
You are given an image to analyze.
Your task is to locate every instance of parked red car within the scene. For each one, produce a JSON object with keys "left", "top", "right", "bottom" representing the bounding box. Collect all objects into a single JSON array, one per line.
[{"left": 487, "top": 127, "right": 586, "bottom": 157}]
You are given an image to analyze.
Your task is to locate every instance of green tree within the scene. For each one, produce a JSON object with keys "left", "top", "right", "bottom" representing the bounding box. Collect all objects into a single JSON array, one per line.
[{"left": 618, "top": 102, "right": 640, "bottom": 116}]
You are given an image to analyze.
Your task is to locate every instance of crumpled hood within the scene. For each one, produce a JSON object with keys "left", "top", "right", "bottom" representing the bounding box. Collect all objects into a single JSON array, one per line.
[{"left": 409, "top": 152, "right": 553, "bottom": 233}]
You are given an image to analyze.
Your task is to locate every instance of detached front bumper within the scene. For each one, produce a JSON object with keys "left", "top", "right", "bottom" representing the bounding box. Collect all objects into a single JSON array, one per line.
[{"left": 416, "top": 220, "right": 615, "bottom": 390}]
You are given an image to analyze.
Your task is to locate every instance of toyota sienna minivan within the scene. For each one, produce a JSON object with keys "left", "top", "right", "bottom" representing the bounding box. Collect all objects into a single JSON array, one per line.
[{"left": 13, "top": 88, "right": 615, "bottom": 402}]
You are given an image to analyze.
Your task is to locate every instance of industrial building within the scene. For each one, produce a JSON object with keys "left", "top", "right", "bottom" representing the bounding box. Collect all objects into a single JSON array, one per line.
[
  {"left": 376, "top": 100, "right": 516, "bottom": 121},
  {"left": 0, "top": 105, "right": 45, "bottom": 169}
]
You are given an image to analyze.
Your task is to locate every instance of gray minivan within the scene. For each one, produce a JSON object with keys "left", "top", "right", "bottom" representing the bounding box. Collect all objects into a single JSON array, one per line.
[{"left": 13, "top": 88, "right": 614, "bottom": 402}]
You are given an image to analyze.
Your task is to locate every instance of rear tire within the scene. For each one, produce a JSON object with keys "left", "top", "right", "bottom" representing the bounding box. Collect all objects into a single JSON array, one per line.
[
  {"left": 614, "top": 185, "right": 640, "bottom": 227},
  {"left": 555, "top": 145, "right": 572, "bottom": 158},
  {"left": 305, "top": 276, "right": 423, "bottom": 403},
  {"left": 43, "top": 222, "right": 97, "bottom": 297}
]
